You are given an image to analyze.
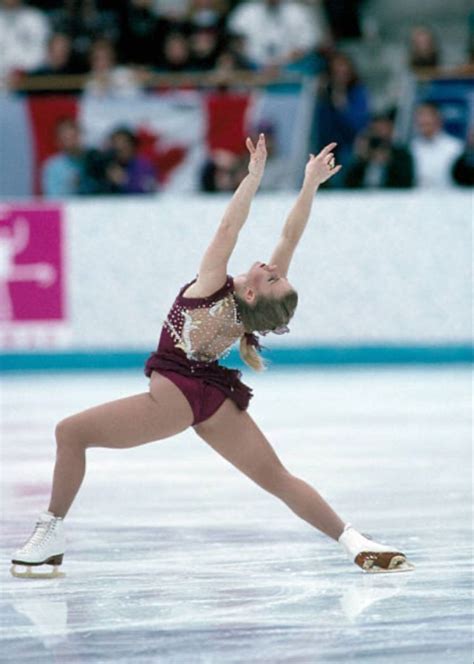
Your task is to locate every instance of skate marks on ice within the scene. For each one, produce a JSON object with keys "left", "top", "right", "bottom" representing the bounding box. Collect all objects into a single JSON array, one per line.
[{"left": 0, "top": 368, "right": 471, "bottom": 663}]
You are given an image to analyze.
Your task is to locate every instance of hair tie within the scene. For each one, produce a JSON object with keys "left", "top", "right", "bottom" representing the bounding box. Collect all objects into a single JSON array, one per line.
[
  {"left": 259, "top": 324, "right": 290, "bottom": 336},
  {"left": 244, "top": 332, "right": 267, "bottom": 352}
]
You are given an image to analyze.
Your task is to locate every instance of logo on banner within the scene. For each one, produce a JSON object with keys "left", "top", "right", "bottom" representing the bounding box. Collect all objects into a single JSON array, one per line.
[{"left": 0, "top": 205, "right": 69, "bottom": 349}]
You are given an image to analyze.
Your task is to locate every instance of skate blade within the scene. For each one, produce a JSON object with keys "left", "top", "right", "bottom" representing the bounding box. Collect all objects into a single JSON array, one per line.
[
  {"left": 10, "top": 564, "right": 65, "bottom": 579},
  {"left": 10, "top": 554, "right": 65, "bottom": 579},
  {"left": 362, "top": 560, "right": 415, "bottom": 573},
  {"left": 356, "top": 552, "right": 415, "bottom": 574}
]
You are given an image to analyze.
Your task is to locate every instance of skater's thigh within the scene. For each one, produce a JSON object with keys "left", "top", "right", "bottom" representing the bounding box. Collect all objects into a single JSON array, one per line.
[
  {"left": 193, "top": 399, "right": 288, "bottom": 488},
  {"left": 58, "top": 373, "right": 194, "bottom": 449}
]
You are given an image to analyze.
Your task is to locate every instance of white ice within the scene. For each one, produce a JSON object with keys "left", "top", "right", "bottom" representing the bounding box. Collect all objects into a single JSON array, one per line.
[{"left": 1, "top": 366, "right": 472, "bottom": 663}]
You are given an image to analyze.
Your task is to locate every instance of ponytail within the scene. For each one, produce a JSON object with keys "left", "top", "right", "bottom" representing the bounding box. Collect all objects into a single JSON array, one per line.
[{"left": 239, "top": 333, "right": 267, "bottom": 372}]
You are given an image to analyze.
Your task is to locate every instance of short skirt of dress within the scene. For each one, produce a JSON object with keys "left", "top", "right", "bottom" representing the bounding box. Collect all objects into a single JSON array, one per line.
[{"left": 145, "top": 350, "right": 254, "bottom": 426}]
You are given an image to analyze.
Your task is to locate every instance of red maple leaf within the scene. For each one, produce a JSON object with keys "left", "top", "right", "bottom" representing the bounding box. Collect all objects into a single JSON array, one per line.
[{"left": 136, "top": 125, "right": 187, "bottom": 185}]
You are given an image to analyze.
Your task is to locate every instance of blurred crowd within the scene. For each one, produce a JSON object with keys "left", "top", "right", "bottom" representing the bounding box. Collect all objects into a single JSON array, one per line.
[
  {"left": 42, "top": 119, "right": 158, "bottom": 195},
  {"left": 313, "top": 77, "right": 472, "bottom": 190},
  {"left": 42, "top": 99, "right": 473, "bottom": 197},
  {"left": 3, "top": 0, "right": 473, "bottom": 89},
  {"left": 0, "top": 0, "right": 326, "bottom": 88},
  {"left": 0, "top": 0, "right": 472, "bottom": 193}
]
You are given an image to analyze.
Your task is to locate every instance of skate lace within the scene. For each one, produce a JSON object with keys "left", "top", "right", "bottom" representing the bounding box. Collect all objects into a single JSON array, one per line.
[{"left": 22, "top": 519, "right": 57, "bottom": 551}]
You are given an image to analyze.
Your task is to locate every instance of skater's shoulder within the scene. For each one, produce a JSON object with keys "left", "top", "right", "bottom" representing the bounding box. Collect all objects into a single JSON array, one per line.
[{"left": 179, "top": 273, "right": 233, "bottom": 302}]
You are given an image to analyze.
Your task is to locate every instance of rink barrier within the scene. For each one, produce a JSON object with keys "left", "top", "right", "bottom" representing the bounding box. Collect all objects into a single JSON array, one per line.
[
  {"left": 0, "top": 344, "right": 472, "bottom": 373},
  {"left": 1, "top": 193, "right": 471, "bottom": 352}
]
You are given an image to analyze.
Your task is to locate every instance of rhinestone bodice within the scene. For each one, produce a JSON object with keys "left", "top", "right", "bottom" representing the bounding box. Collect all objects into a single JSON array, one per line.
[{"left": 156, "top": 274, "right": 245, "bottom": 364}]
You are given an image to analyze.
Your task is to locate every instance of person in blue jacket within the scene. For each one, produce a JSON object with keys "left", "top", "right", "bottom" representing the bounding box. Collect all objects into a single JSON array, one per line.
[{"left": 313, "top": 50, "right": 371, "bottom": 188}]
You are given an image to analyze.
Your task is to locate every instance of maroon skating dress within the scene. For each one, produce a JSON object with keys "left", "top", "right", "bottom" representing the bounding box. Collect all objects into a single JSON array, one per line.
[{"left": 144, "top": 274, "right": 253, "bottom": 426}]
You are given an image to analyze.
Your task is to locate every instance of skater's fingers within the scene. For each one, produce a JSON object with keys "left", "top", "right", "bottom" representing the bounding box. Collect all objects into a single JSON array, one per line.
[
  {"left": 319, "top": 142, "right": 337, "bottom": 157},
  {"left": 331, "top": 164, "right": 342, "bottom": 175}
]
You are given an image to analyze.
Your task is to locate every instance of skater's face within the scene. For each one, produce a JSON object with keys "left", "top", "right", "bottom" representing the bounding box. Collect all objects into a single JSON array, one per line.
[{"left": 245, "top": 261, "right": 293, "bottom": 301}]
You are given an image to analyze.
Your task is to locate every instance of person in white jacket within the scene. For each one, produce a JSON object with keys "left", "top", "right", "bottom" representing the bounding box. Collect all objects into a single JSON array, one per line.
[
  {"left": 0, "top": 0, "right": 50, "bottom": 89},
  {"left": 411, "top": 101, "right": 464, "bottom": 188},
  {"left": 227, "top": 0, "right": 322, "bottom": 69}
]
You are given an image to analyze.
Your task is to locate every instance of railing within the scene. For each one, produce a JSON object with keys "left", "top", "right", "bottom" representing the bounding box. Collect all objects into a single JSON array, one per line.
[
  {"left": 11, "top": 69, "right": 312, "bottom": 93},
  {"left": 410, "top": 62, "right": 474, "bottom": 81}
]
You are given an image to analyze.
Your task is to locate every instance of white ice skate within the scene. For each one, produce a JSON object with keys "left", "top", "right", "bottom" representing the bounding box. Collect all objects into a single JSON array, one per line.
[
  {"left": 338, "top": 523, "right": 415, "bottom": 574},
  {"left": 11, "top": 511, "right": 66, "bottom": 579}
]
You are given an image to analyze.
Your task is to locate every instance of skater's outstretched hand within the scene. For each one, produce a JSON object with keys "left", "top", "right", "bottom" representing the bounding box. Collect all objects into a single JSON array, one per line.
[
  {"left": 246, "top": 133, "right": 267, "bottom": 179},
  {"left": 305, "top": 142, "right": 342, "bottom": 186}
]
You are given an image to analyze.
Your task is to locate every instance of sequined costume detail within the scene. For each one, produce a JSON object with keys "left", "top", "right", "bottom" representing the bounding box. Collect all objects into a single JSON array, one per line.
[
  {"left": 144, "top": 274, "right": 253, "bottom": 422},
  {"left": 162, "top": 282, "right": 244, "bottom": 363}
]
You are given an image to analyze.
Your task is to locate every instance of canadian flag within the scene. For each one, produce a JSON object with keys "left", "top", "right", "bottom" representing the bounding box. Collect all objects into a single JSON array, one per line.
[
  {"left": 80, "top": 92, "right": 207, "bottom": 192},
  {"left": 1, "top": 87, "right": 312, "bottom": 196}
]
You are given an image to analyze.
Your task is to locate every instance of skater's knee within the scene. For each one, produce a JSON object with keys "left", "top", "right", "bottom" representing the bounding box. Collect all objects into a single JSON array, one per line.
[{"left": 55, "top": 416, "right": 83, "bottom": 447}]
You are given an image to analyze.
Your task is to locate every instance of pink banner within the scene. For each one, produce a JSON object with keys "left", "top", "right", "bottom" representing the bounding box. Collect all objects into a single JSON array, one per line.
[{"left": 0, "top": 204, "right": 69, "bottom": 349}]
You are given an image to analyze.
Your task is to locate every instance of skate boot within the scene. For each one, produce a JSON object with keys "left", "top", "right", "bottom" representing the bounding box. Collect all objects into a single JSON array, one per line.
[
  {"left": 11, "top": 511, "right": 65, "bottom": 579},
  {"left": 338, "top": 523, "right": 415, "bottom": 573}
]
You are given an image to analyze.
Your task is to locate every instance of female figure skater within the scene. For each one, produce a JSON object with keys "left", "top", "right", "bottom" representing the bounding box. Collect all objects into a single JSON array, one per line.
[{"left": 11, "top": 135, "right": 414, "bottom": 578}]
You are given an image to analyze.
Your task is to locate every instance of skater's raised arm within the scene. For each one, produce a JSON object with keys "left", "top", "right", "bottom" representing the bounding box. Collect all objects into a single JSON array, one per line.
[
  {"left": 194, "top": 134, "right": 267, "bottom": 293},
  {"left": 218, "top": 133, "right": 267, "bottom": 235},
  {"left": 268, "top": 143, "right": 342, "bottom": 278}
]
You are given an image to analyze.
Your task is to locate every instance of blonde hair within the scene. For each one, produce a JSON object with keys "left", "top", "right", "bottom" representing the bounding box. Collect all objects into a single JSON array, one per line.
[{"left": 234, "top": 289, "right": 298, "bottom": 371}]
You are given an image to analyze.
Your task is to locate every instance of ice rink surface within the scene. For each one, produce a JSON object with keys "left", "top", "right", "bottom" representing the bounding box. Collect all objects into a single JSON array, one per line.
[{"left": 1, "top": 366, "right": 472, "bottom": 663}]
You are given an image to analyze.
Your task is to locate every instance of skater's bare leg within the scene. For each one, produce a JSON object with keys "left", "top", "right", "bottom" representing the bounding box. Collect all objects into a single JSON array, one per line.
[
  {"left": 48, "top": 372, "right": 194, "bottom": 518},
  {"left": 193, "top": 400, "right": 346, "bottom": 541}
]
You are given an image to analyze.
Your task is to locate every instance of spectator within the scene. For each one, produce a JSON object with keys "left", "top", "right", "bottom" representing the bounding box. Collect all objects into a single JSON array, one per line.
[
  {"left": 42, "top": 117, "right": 85, "bottom": 196},
  {"left": 159, "top": 31, "right": 191, "bottom": 71},
  {"left": 153, "top": 0, "right": 189, "bottom": 20},
  {"left": 468, "top": 11, "right": 474, "bottom": 65},
  {"left": 100, "top": 127, "right": 157, "bottom": 194},
  {"left": 451, "top": 127, "right": 474, "bottom": 186},
  {"left": 30, "top": 33, "right": 77, "bottom": 76},
  {"left": 189, "top": 26, "right": 222, "bottom": 70},
  {"left": 187, "top": 0, "right": 228, "bottom": 32},
  {"left": 154, "top": 1, "right": 191, "bottom": 55},
  {"left": 50, "top": 0, "right": 119, "bottom": 71},
  {"left": 312, "top": 50, "right": 370, "bottom": 187},
  {"left": 0, "top": 0, "right": 50, "bottom": 89},
  {"left": 321, "top": 0, "right": 364, "bottom": 41},
  {"left": 200, "top": 150, "right": 246, "bottom": 192},
  {"left": 117, "top": 0, "right": 162, "bottom": 68},
  {"left": 411, "top": 102, "right": 464, "bottom": 188},
  {"left": 84, "top": 38, "right": 143, "bottom": 98},
  {"left": 214, "top": 31, "right": 255, "bottom": 74},
  {"left": 344, "top": 112, "right": 414, "bottom": 188},
  {"left": 227, "top": 0, "right": 321, "bottom": 70},
  {"left": 29, "top": 0, "right": 63, "bottom": 8},
  {"left": 408, "top": 26, "right": 440, "bottom": 71}
]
